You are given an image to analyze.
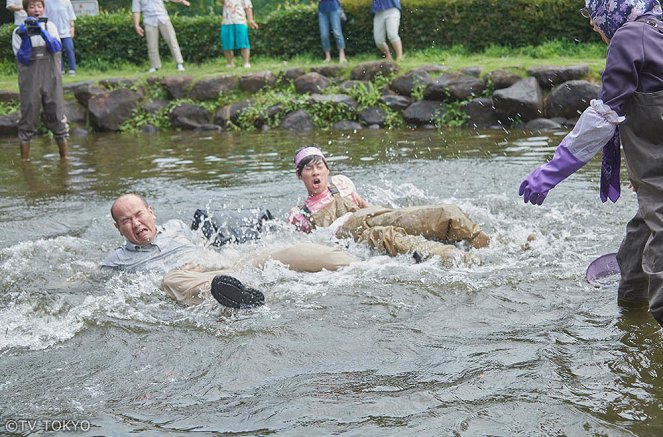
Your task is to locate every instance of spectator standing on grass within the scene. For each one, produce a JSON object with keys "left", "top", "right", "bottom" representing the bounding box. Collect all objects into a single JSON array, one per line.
[
  {"left": 318, "top": 0, "right": 347, "bottom": 63},
  {"left": 132, "top": 0, "right": 189, "bottom": 73},
  {"left": 220, "top": 0, "right": 258, "bottom": 68},
  {"left": 371, "top": 0, "right": 402, "bottom": 61},
  {"left": 45, "top": 0, "right": 77, "bottom": 76},
  {"left": 6, "top": 0, "right": 27, "bottom": 25}
]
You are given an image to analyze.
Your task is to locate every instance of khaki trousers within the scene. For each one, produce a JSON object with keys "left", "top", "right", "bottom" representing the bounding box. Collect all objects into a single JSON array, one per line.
[
  {"left": 338, "top": 204, "right": 487, "bottom": 261},
  {"left": 145, "top": 20, "right": 184, "bottom": 69},
  {"left": 161, "top": 242, "right": 357, "bottom": 305}
]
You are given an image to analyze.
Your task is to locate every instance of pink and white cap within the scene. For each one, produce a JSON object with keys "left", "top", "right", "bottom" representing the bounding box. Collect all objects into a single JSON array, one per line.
[{"left": 294, "top": 146, "right": 326, "bottom": 169}]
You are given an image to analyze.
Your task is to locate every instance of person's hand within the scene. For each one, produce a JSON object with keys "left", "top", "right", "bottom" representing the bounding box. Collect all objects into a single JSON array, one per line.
[
  {"left": 24, "top": 16, "right": 38, "bottom": 26},
  {"left": 17, "top": 23, "right": 28, "bottom": 38},
  {"left": 134, "top": 24, "right": 144, "bottom": 37},
  {"left": 180, "top": 0, "right": 190, "bottom": 6},
  {"left": 248, "top": 19, "right": 258, "bottom": 29},
  {"left": 518, "top": 143, "right": 586, "bottom": 206}
]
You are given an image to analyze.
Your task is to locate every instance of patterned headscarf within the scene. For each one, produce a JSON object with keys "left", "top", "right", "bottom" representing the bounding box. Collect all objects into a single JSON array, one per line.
[{"left": 585, "top": 0, "right": 662, "bottom": 40}]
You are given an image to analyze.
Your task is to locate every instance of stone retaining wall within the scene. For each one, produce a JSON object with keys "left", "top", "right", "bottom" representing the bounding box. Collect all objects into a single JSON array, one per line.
[{"left": 0, "top": 61, "right": 599, "bottom": 137}]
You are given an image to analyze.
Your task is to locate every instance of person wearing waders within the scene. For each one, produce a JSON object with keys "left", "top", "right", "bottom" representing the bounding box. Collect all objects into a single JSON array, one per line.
[
  {"left": 12, "top": 0, "right": 69, "bottom": 161},
  {"left": 518, "top": 0, "right": 663, "bottom": 327}
]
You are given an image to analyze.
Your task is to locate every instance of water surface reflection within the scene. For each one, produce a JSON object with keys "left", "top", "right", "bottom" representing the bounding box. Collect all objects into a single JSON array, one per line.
[{"left": 0, "top": 128, "right": 661, "bottom": 435}]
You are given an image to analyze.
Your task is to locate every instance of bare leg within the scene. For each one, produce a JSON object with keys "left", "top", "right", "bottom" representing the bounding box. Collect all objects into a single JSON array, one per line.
[
  {"left": 56, "top": 138, "right": 68, "bottom": 159},
  {"left": 323, "top": 51, "right": 331, "bottom": 62},
  {"left": 378, "top": 43, "right": 392, "bottom": 60},
  {"left": 20, "top": 142, "right": 30, "bottom": 161},
  {"left": 338, "top": 48, "right": 347, "bottom": 63},
  {"left": 240, "top": 48, "right": 250, "bottom": 67},
  {"left": 391, "top": 39, "right": 403, "bottom": 61},
  {"left": 224, "top": 50, "right": 235, "bottom": 67}
]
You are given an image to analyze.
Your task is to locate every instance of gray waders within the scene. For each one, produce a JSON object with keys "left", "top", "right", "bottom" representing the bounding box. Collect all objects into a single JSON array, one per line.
[
  {"left": 17, "top": 45, "right": 68, "bottom": 145},
  {"left": 619, "top": 89, "right": 663, "bottom": 325}
]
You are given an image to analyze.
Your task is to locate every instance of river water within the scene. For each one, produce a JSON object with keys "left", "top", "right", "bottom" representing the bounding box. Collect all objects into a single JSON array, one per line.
[{"left": 0, "top": 127, "right": 661, "bottom": 436}]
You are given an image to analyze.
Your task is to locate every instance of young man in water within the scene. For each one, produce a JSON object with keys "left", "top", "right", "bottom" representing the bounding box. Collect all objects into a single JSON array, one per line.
[
  {"left": 102, "top": 193, "right": 357, "bottom": 307},
  {"left": 289, "top": 145, "right": 490, "bottom": 263}
]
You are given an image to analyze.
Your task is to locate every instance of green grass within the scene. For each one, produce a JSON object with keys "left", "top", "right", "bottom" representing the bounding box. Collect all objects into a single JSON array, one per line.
[{"left": 0, "top": 41, "right": 607, "bottom": 92}]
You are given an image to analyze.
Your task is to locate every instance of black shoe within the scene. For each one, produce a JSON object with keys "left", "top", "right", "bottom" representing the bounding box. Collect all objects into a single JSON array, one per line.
[
  {"left": 412, "top": 251, "right": 425, "bottom": 264},
  {"left": 211, "top": 275, "right": 265, "bottom": 309}
]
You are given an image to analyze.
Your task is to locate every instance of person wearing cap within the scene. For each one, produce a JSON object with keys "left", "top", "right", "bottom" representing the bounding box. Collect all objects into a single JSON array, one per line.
[
  {"left": 289, "top": 145, "right": 490, "bottom": 263},
  {"left": 102, "top": 193, "right": 357, "bottom": 307},
  {"left": 518, "top": 0, "right": 663, "bottom": 327}
]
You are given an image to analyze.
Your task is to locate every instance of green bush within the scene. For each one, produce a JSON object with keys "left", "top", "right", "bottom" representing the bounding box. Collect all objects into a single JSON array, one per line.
[{"left": 0, "top": 0, "right": 595, "bottom": 65}]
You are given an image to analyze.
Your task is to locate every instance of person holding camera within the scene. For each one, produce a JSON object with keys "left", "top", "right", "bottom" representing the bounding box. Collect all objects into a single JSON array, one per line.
[{"left": 12, "top": 0, "right": 69, "bottom": 161}]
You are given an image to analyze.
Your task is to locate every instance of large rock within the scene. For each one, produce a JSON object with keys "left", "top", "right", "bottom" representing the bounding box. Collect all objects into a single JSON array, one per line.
[
  {"left": 0, "top": 111, "right": 19, "bottom": 137},
  {"left": 484, "top": 69, "right": 522, "bottom": 90},
  {"left": 189, "top": 75, "right": 238, "bottom": 100},
  {"left": 88, "top": 89, "right": 142, "bottom": 131},
  {"left": 492, "top": 77, "right": 543, "bottom": 121},
  {"left": 214, "top": 99, "right": 253, "bottom": 127},
  {"left": 460, "top": 97, "right": 504, "bottom": 129},
  {"left": 350, "top": 60, "right": 399, "bottom": 81},
  {"left": 389, "top": 70, "right": 431, "bottom": 97},
  {"left": 169, "top": 104, "right": 212, "bottom": 130},
  {"left": 239, "top": 71, "right": 277, "bottom": 93},
  {"left": 359, "top": 107, "right": 387, "bottom": 126},
  {"left": 143, "top": 99, "right": 169, "bottom": 114},
  {"left": 311, "top": 64, "right": 345, "bottom": 78},
  {"left": 544, "top": 80, "right": 600, "bottom": 118},
  {"left": 255, "top": 104, "right": 283, "bottom": 128},
  {"left": 309, "top": 93, "right": 358, "bottom": 109},
  {"left": 99, "top": 77, "right": 137, "bottom": 90},
  {"left": 423, "top": 72, "right": 485, "bottom": 101},
  {"left": 161, "top": 75, "right": 194, "bottom": 99},
  {"left": 294, "top": 72, "right": 330, "bottom": 94},
  {"left": 402, "top": 100, "right": 445, "bottom": 125},
  {"left": 63, "top": 100, "right": 87, "bottom": 125},
  {"left": 379, "top": 94, "right": 411, "bottom": 111},
  {"left": 280, "top": 68, "right": 306, "bottom": 82},
  {"left": 70, "top": 82, "right": 106, "bottom": 108},
  {"left": 339, "top": 80, "right": 370, "bottom": 93},
  {"left": 527, "top": 64, "right": 589, "bottom": 89},
  {"left": 279, "top": 109, "right": 314, "bottom": 131},
  {"left": 460, "top": 66, "right": 483, "bottom": 77},
  {"left": 331, "top": 120, "right": 363, "bottom": 130}
]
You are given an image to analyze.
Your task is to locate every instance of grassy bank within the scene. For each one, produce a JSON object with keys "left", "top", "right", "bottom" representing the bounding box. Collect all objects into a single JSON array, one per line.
[{"left": 0, "top": 41, "right": 607, "bottom": 92}]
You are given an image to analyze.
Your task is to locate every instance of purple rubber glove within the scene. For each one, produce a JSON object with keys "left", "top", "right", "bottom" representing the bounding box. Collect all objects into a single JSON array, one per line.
[
  {"left": 16, "top": 25, "right": 32, "bottom": 66},
  {"left": 519, "top": 143, "right": 586, "bottom": 205},
  {"left": 40, "top": 23, "right": 62, "bottom": 53}
]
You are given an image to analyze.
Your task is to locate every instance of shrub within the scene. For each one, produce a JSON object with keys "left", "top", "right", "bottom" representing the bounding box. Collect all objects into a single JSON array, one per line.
[{"left": 0, "top": 0, "right": 595, "bottom": 65}]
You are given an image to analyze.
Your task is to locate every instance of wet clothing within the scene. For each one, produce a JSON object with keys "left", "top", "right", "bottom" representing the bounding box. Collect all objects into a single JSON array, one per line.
[
  {"left": 290, "top": 175, "right": 487, "bottom": 261},
  {"left": 102, "top": 219, "right": 357, "bottom": 305},
  {"left": 12, "top": 21, "right": 68, "bottom": 144},
  {"left": 527, "top": 7, "right": 663, "bottom": 325}
]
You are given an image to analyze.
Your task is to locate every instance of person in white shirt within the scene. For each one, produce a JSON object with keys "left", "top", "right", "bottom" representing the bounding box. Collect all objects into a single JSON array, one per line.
[
  {"left": 131, "top": 0, "right": 189, "bottom": 73},
  {"left": 6, "top": 0, "right": 27, "bottom": 25},
  {"left": 44, "top": 0, "right": 76, "bottom": 75}
]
